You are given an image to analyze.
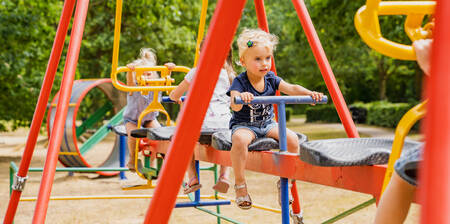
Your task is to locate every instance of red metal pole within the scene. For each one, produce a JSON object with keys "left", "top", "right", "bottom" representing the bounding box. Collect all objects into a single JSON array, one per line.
[
  {"left": 32, "top": 0, "right": 89, "bottom": 223},
  {"left": 2, "top": 1, "right": 76, "bottom": 223},
  {"left": 143, "top": 0, "right": 247, "bottom": 223},
  {"left": 291, "top": 0, "right": 359, "bottom": 138},
  {"left": 420, "top": 1, "right": 450, "bottom": 223}
]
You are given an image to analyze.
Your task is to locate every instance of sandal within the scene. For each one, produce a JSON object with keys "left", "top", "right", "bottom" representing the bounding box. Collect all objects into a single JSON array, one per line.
[
  {"left": 277, "top": 179, "right": 293, "bottom": 206},
  {"left": 235, "top": 183, "right": 252, "bottom": 210},
  {"left": 213, "top": 175, "right": 231, "bottom": 193},
  {"left": 183, "top": 176, "right": 202, "bottom": 194}
]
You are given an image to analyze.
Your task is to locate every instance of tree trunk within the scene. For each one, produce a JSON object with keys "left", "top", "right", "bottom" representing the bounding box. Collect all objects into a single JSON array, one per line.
[{"left": 377, "top": 57, "right": 388, "bottom": 100}]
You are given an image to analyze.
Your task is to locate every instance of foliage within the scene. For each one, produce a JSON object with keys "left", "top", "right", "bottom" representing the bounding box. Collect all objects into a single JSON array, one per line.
[
  {"left": 0, "top": 0, "right": 425, "bottom": 130},
  {"left": 365, "top": 101, "right": 419, "bottom": 130},
  {"left": 305, "top": 105, "right": 340, "bottom": 123}
]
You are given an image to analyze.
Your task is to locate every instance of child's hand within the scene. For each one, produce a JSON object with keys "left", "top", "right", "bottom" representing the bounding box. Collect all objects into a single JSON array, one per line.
[
  {"left": 308, "top": 91, "right": 323, "bottom": 105},
  {"left": 164, "top": 62, "right": 176, "bottom": 71},
  {"left": 240, "top": 92, "right": 254, "bottom": 104},
  {"left": 127, "top": 64, "right": 136, "bottom": 71},
  {"left": 169, "top": 95, "right": 182, "bottom": 104},
  {"left": 413, "top": 39, "right": 432, "bottom": 75}
]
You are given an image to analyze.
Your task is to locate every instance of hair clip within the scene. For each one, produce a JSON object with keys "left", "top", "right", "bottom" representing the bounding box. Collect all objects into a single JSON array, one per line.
[{"left": 247, "top": 40, "right": 254, "bottom": 48}]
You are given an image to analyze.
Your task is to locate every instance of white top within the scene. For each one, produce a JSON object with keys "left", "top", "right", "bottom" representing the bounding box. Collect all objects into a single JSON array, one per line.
[{"left": 184, "top": 68, "right": 232, "bottom": 129}]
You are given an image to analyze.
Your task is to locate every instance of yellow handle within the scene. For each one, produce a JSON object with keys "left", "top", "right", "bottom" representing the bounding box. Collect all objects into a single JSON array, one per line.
[
  {"left": 354, "top": 0, "right": 435, "bottom": 60},
  {"left": 380, "top": 101, "right": 427, "bottom": 195},
  {"left": 111, "top": 65, "right": 190, "bottom": 93}
]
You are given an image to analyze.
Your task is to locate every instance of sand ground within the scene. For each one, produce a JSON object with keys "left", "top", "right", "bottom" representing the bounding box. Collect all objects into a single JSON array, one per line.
[{"left": 0, "top": 120, "right": 420, "bottom": 224}]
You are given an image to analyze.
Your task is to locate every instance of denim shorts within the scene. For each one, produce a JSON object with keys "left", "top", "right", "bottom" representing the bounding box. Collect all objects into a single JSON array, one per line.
[
  {"left": 394, "top": 147, "right": 422, "bottom": 186},
  {"left": 231, "top": 120, "right": 278, "bottom": 138}
]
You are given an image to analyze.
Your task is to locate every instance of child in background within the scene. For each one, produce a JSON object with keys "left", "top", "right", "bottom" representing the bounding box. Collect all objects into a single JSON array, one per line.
[
  {"left": 124, "top": 48, "right": 161, "bottom": 172},
  {"left": 374, "top": 38, "right": 432, "bottom": 224},
  {"left": 169, "top": 42, "right": 235, "bottom": 194},
  {"left": 228, "top": 28, "right": 323, "bottom": 209}
]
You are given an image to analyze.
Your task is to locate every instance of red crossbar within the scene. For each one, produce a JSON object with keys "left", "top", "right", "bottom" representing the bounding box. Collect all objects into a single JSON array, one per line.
[{"left": 152, "top": 141, "right": 388, "bottom": 200}]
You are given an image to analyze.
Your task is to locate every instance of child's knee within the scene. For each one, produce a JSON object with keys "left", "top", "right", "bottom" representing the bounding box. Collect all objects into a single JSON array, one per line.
[{"left": 287, "top": 132, "right": 299, "bottom": 153}]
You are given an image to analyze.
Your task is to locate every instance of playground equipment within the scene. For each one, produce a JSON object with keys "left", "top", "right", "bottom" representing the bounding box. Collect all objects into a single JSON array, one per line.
[
  {"left": 4, "top": 0, "right": 449, "bottom": 223},
  {"left": 354, "top": 0, "right": 435, "bottom": 60},
  {"left": 47, "top": 78, "right": 127, "bottom": 176}
]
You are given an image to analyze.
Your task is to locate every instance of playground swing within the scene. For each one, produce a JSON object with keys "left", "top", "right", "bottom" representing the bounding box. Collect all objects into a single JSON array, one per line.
[{"left": 144, "top": 1, "right": 436, "bottom": 224}]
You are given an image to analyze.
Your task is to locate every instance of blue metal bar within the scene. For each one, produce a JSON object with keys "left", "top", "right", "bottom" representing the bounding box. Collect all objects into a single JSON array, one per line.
[
  {"left": 278, "top": 103, "right": 288, "bottom": 152},
  {"left": 195, "top": 160, "right": 200, "bottom": 202},
  {"left": 161, "top": 96, "right": 186, "bottom": 103},
  {"left": 175, "top": 200, "right": 231, "bottom": 208},
  {"left": 277, "top": 103, "right": 290, "bottom": 224},
  {"left": 234, "top": 95, "right": 327, "bottom": 105},
  {"left": 119, "top": 135, "right": 127, "bottom": 180}
]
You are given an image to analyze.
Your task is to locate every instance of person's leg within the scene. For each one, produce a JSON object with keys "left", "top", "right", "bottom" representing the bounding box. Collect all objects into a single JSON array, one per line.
[
  {"left": 266, "top": 126, "right": 299, "bottom": 153},
  {"left": 230, "top": 128, "right": 255, "bottom": 206},
  {"left": 125, "top": 122, "right": 138, "bottom": 171},
  {"left": 374, "top": 173, "right": 416, "bottom": 224},
  {"left": 212, "top": 165, "right": 231, "bottom": 193}
]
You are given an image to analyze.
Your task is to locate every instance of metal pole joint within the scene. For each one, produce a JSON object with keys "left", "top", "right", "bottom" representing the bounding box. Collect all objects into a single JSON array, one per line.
[{"left": 12, "top": 174, "right": 29, "bottom": 191}]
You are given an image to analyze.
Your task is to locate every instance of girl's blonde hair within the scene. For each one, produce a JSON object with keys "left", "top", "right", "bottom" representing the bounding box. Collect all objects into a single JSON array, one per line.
[
  {"left": 128, "top": 48, "right": 159, "bottom": 82},
  {"left": 237, "top": 28, "right": 278, "bottom": 59},
  {"left": 129, "top": 48, "right": 157, "bottom": 67}
]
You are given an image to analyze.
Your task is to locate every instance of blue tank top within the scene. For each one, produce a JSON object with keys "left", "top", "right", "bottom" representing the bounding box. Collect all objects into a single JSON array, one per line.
[{"left": 226, "top": 71, "right": 282, "bottom": 128}]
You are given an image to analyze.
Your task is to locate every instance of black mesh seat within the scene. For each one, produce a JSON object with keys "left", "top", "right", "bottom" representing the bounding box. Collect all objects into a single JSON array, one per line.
[
  {"left": 145, "top": 126, "right": 228, "bottom": 145},
  {"left": 110, "top": 124, "right": 127, "bottom": 136},
  {"left": 300, "top": 138, "right": 423, "bottom": 167},
  {"left": 211, "top": 130, "right": 308, "bottom": 151}
]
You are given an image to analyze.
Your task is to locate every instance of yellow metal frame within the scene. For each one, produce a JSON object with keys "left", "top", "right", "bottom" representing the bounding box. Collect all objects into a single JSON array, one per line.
[
  {"left": 193, "top": 0, "right": 208, "bottom": 67},
  {"left": 381, "top": 101, "right": 426, "bottom": 194},
  {"left": 354, "top": 0, "right": 435, "bottom": 60},
  {"left": 110, "top": 0, "right": 208, "bottom": 182},
  {"left": 112, "top": 66, "right": 190, "bottom": 180}
]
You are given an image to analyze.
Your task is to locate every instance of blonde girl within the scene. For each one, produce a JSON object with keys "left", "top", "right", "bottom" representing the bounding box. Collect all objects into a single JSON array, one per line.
[
  {"left": 124, "top": 48, "right": 161, "bottom": 171},
  {"left": 228, "top": 28, "right": 323, "bottom": 209}
]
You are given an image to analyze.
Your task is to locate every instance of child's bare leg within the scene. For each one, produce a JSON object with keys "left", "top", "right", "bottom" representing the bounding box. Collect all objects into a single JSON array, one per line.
[
  {"left": 219, "top": 165, "right": 230, "bottom": 179},
  {"left": 186, "top": 155, "right": 197, "bottom": 182},
  {"left": 125, "top": 122, "right": 138, "bottom": 171},
  {"left": 374, "top": 173, "right": 415, "bottom": 224},
  {"left": 266, "top": 127, "right": 299, "bottom": 153},
  {"left": 230, "top": 129, "right": 255, "bottom": 197}
]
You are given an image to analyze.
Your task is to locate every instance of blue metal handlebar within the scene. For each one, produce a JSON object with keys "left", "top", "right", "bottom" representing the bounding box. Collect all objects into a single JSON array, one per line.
[
  {"left": 234, "top": 95, "right": 328, "bottom": 105},
  {"left": 161, "top": 96, "right": 186, "bottom": 103}
]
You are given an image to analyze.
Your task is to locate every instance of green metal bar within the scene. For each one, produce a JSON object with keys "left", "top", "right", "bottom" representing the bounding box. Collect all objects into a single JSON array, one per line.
[
  {"left": 10, "top": 162, "right": 19, "bottom": 172},
  {"left": 213, "top": 164, "right": 221, "bottom": 224},
  {"left": 76, "top": 101, "right": 113, "bottom": 137},
  {"left": 79, "top": 107, "right": 125, "bottom": 154},
  {"left": 321, "top": 198, "right": 376, "bottom": 224},
  {"left": 200, "top": 165, "right": 216, "bottom": 171},
  {"left": 28, "top": 167, "right": 128, "bottom": 172},
  {"left": 157, "top": 157, "right": 163, "bottom": 175},
  {"left": 9, "top": 165, "right": 14, "bottom": 196},
  {"left": 195, "top": 207, "right": 243, "bottom": 224}
]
